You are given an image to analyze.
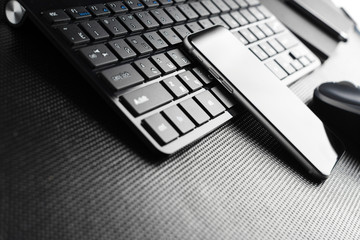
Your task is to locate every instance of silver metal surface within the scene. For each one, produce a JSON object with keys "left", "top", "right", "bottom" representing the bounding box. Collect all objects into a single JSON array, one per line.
[
  {"left": 184, "top": 26, "right": 342, "bottom": 179},
  {"left": 5, "top": 0, "right": 26, "bottom": 26}
]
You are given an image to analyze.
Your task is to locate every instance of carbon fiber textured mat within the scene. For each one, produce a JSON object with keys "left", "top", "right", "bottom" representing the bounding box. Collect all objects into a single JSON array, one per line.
[{"left": 2, "top": 2, "right": 360, "bottom": 239}]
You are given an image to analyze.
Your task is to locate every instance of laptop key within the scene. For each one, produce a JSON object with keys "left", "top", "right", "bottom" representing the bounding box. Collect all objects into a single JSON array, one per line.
[
  {"left": 266, "top": 60, "right": 288, "bottom": 79},
  {"left": 135, "top": 11, "right": 160, "bottom": 30},
  {"left": 163, "top": 105, "right": 195, "bottom": 134},
  {"left": 151, "top": 53, "right": 177, "bottom": 74},
  {"left": 230, "top": 11, "right": 249, "bottom": 26},
  {"left": 212, "top": 0, "right": 230, "bottom": 12},
  {"left": 220, "top": 13, "right": 239, "bottom": 29},
  {"left": 43, "top": 10, "right": 70, "bottom": 24},
  {"left": 177, "top": 4, "right": 199, "bottom": 20},
  {"left": 142, "top": 0, "right": 160, "bottom": 8},
  {"left": 165, "top": 6, "right": 187, "bottom": 23},
  {"left": 162, "top": 76, "right": 189, "bottom": 98},
  {"left": 134, "top": 58, "right": 162, "bottom": 80},
  {"left": 101, "top": 64, "right": 144, "bottom": 90},
  {"left": 143, "top": 113, "right": 179, "bottom": 145},
  {"left": 122, "top": 82, "right": 173, "bottom": 115},
  {"left": 107, "top": 1, "right": 128, "bottom": 13},
  {"left": 100, "top": 17, "right": 128, "bottom": 37},
  {"left": 59, "top": 25, "right": 90, "bottom": 45},
  {"left": 158, "top": 28, "right": 182, "bottom": 45},
  {"left": 224, "top": 0, "right": 240, "bottom": 10},
  {"left": 177, "top": 71, "right": 203, "bottom": 91},
  {"left": 65, "top": 7, "right": 91, "bottom": 20},
  {"left": 240, "top": 9, "right": 256, "bottom": 23},
  {"left": 124, "top": 0, "right": 145, "bottom": 11},
  {"left": 179, "top": 98, "right": 210, "bottom": 125},
  {"left": 119, "top": 14, "right": 144, "bottom": 33},
  {"left": 108, "top": 39, "right": 137, "bottom": 60},
  {"left": 194, "top": 91, "right": 225, "bottom": 117},
  {"left": 143, "top": 32, "right": 168, "bottom": 50},
  {"left": 80, "top": 21, "right": 110, "bottom": 41},
  {"left": 192, "top": 67, "right": 214, "bottom": 84},
  {"left": 126, "top": 36, "right": 153, "bottom": 55},
  {"left": 173, "top": 25, "right": 191, "bottom": 39},
  {"left": 201, "top": 0, "right": 220, "bottom": 15},
  {"left": 198, "top": 19, "right": 214, "bottom": 29},
  {"left": 186, "top": 22, "right": 203, "bottom": 33},
  {"left": 87, "top": 4, "right": 111, "bottom": 17},
  {"left": 150, "top": 9, "right": 174, "bottom": 26},
  {"left": 79, "top": 44, "right": 118, "bottom": 68},
  {"left": 167, "top": 49, "right": 191, "bottom": 68},
  {"left": 189, "top": 2, "right": 210, "bottom": 18}
]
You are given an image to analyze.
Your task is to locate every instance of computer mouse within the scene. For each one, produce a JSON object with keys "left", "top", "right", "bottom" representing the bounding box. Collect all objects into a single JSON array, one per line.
[{"left": 312, "top": 81, "right": 360, "bottom": 151}]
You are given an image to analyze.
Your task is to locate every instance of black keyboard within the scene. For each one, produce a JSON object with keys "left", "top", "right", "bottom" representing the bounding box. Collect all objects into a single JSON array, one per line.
[{"left": 22, "top": 0, "right": 320, "bottom": 154}]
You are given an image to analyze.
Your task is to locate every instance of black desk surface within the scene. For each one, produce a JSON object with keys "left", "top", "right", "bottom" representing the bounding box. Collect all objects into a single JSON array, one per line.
[{"left": 2, "top": 2, "right": 360, "bottom": 239}]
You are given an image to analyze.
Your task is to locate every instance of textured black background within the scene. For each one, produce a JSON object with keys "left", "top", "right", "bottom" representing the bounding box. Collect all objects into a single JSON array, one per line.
[{"left": 2, "top": 1, "right": 360, "bottom": 239}]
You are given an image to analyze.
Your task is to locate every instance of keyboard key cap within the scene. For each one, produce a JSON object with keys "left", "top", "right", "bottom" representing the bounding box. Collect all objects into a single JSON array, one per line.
[
  {"left": 87, "top": 4, "right": 110, "bottom": 17},
  {"left": 248, "top": 7, "right": 265, "bottom": 21},
  {"left": 66, "top": 7, "right": 91, "bottom": 20},
  {"left": 142, "top": 0, "right": 160, "bottom": 8},
  {"left": 107, "top": 1, "right": 128, "bottom": 13},
  {"left": 59, "top": 25, "right": 90, "bottom": 45},
  {"left": 135, "top": 11, "right": 160, "bottom": 30},
  {"left": 211, "top": 86, "right": 236, "bottom": 108},
  {"left": 224, "top": 0, "right": 240, "bottom": 10},
  {"left": 198, "top": 19, "right": 214, "bottom": 29},
  {"left": 163, "top": 105, "right": 195, "bottom": 134},
  {"left": 235, "top": 0, "right": 248, "bottom": 8},
  {"left": 80, "top": 21, "right": 110, "bottom": 41},
  {"left": 277, "top": 34, "right": 298, "bottom": 49},
  {"left": 230, "top": 11, "right": 249, "bottom": 26},
  {"left": 158, "top": 28, "right": 182, "bottom": 45},
  {"left": 79, "top": 44, "right": 118, "bottom": 68},
  {"left": 159, "top": 0, "right": 173, "bottom": 6},
  {"left": 210, "top": 16, "right": 229, "bottom": 29},
  {"left": 162, "top": 76, "right": 189, "bottom": 98},
  {"left": 250, "top": 45, "right": 268, "bottom": 61},
  {"left": 266, "top": 60, "right": 288, "bottom": 79},
  {"left": 275, "top": 56, "right": 296, "bottom": 75},
  {"left": 220, "top": 13, "right": 239, "bottom": 29},
  {"left": 119, "top": 14, "right": 144, "bottom": 33},
  {"left": 291, "top": 59, "right": 303, "bottom": 70},
  {"left": 249, "top": 26, "right": 265, "bottom": 40},
  {"left": 189, "top": 2, "right": 210, "bottom": 18},
  {"left": 177, "top": 4, "right": 199, "bottom": 20},
  {"left": 134, "top": 58, "right": 161, "bottom": 80},
  {"left": 246, "top": 0, "right": 260, "bottom": 6},
  {"left": 179, "top": 98, "right": 210, "bottom": 125},
  {"left": 212, "top": 0, "right": 230, "bottom": 12},
  {"left": 126, "top": 36, "right": 153, "bottom": 55},
  {"left": 167, "top": 49, "right": 191, "bottom": 68},
  {"left": 165, "top": 6, "right": 187, "bottom": 23},
  {"left": 195, "top": 91, "right": 225, "bottom": 117},
  {"left": 178, "top": 71, "right": 203, "bottom": 91},
  {"left": 122, "top": 82, "right": 173, "bottom": 115},
  {"left": 233, "top": 31, "right": 248, "bottom": 45},
  {"left": 43, "top": 10, "right": 70, "bottom": 24},
  {"left": 192, "top": 67, "right": 214, "bottom": 84},
  {"left": 143, "top": 32, "right": 168, "bottom": 50},
  {"left": 173, "top": 25, "right": 192, "bottom": 39},
  {"left": 108, "top": 39, "right": 137, "bottom": 60},
  {"left": 150, "top": 9, "right": 174, "bottom": 26},
  {"left": 151, "top": 53, "right": 177, "bottom": 74},
  {"left": 143, "top": 113, "right": 179, "bottom": 145},
  {"left": 239, "top": 28, "right": 257, "bottom": 43},
  {"left": 299, "top": 56, "right": 311, "bottom": 66},
  {"left": 186, "top": 22, "right": 203, "bottom": 33},
  {"left": 257, "top": 23, "right": 274, "bottom": 37},
  {"left": 268, "top": 39, "right": 285, "bottom": 53},
  {"left": 124, "top": 0, "right": 145, "bottom": 11},
  {"left": 101, "top": 64, "right": 144, "bottom": 90},
  {"left": 259, "top": 42, "right": 276, "bottom": 57},
  {"left": 257, "top": 5, "right": 272, "bottom": 18},
  {"left": 201, "top": 0, "right": 221, "bottom": 15},
  {"left": 240, "top": 9, "right": 256, "bottom": 23},
  {"left": 266, "top": 20, "right": 285, "bottom": 33},
  {"left": 101, "top": 18, "right": 128, "bottom": 37}
]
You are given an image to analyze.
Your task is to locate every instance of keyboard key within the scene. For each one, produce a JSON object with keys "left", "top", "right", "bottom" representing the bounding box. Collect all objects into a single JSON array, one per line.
[
  {"left": 210, "top": 16, "right": 229, "bottom": 29},
  {"left": 59, "top": 25, "right": 90, "bottom": 45},
  {"left": 66, "top": 7, "right": 91, "bottom": 20},
  {"left": 233, "top": 31, "right": 248, "bottom": 45},
  {"left": 235, "top": 0, "right": 248, "bottom": 8},
  {"left": 198, "top": 19, "right": 214, "bottom": 29},
  {"left": 167, "top": 49, "right": 191, "bottom": 68},
  {"left": 246, "top": 0, "right": 260, "bottom": 6},
  {"left": 195, "top": 91, "right": 225, "bottom": 117},
  {"left": 224, "top": 0, "right": 240, "bottom": 10},
  {"left": 259, "top": 42, "right": 276, "bottom": 57},
  {"left": 165, "top": 7, "right": 187, "bottom": 23},
  {"left": 107, "top": 1, "right": 128, "bottom": 13},
  {"left": 177, "top": 4, "right": 199, "bottom": 20},
  {"left": 201, "top": 0, "right": 221, "bottom": 15},
  {"left": 248, "top": 7, "right": 265, "bottom": 21},
  {"left": 124, "top": 0, "right": 145, "bottom": 11},
  {"left": 162, "top": 76, "right": 189, "bottom": 98},
  {"left": 177, "top": 71, "right": 203, "bottom": 91},
  {"left": 186, "top": 22, "right": 203, "bottom": 33},
  {"left": 158, "top": 28, "right": 182, "bottom": 45},
  {"left": 122, "top": 82, "right": 173, "bottom": 115},
  {"left": 192, "top": 67, "right": 214, "bottom": 84},
  {"left": 277, "top": 34, "right": 298, "bottom": 49},
  {"left": 163, "top": 105, "right": 195, "bottom": 134},
  {"left": 266, "top": 60, "right": 288, "bottom": 79},
  {"left": 79, "top": 44, "right": 118, "bottom": 68},
  {"left": 266, "top": 20, "right": 285, "bottom": 33},
  {"left": 143, "top": 113, "right": 179, "bottom": 145},
  {"left": 291, "top": 59, "right": 303, "bottom": 70},
  {"left": 150, "top": 9, "right": 174, "bottom": 26},
  {"left": 142, "top": 0, "right": 160, "bottom": 8},
  {"left": 299, "top": 56, "right": 311, "bottom": 66},
  {"left": 134, "top": 58, "right": 161, "bottom": 80},
  {"left": 230, "top": 11, "right": 249, "bottom": 26},
  {"left": 151, "top": 53, "right": 177, "bottom": 74},
  {"left": 189, "top": 2, "right": 210, "bottom": 18},
  {"left": 257, "top": 23, "right": 274, "bottom": 37},
  {"left": 119, "top": 14, "right": 144, "bottom": 33},
  {"left": 135, "top": 11, "right": 160, "bottom": 30},
  {"left": 126, "top": 36, "right": 153, "bottom": 55},
  {"left": 268, "top": 39, "right": 285, "bottom": 53},
  {"left": 43, "top": 10, "right": 70, "bottom": 24},
  {"left": 211, "top": 86, "right": 236, "bottom": 108},
  {"left": 80, "top": 21, "right": 110, "bottom": 41},
  {"left": 249, "top": 26, "right": 265, "bottom": 40},
  {"left": 257, "top": 5, "right": 272, "bottom": 18},
  {"left": 239, "top": 28, "right": 257, "bottom": 43},
  {"left": 220, "top": 13, "right": 239, "bottom": 29},
  {"left": 240, "top": 9, "right": 256, "bottom": 23},
  {"left": 275, "top": 55, "right": 296, "bottom": 75},
  {"left": 143, "top": 32, "right": 168, "bottom": 50},
  {"left": 173, "top": 25, "right": 191, "bottom": 39},
  {"left": 101, "top": 64, "right": 144, "bottom": 90},
  {"left": 159, "top": 0, "right": 173, "bottom": 6},
  {"left": 100, "top": 17, "right": 128, "bottom": 37},
  {"left": 212, "top": 0, "right": 230, "bottom": 12},
  {"left": 179, "top": 98, "right": 210, "bottom": 125},
  {"left": 250, "top": 45, "right": 268, "bottom": 61},
  {"left": 108, "top": 39, "right": 137, "bottom": 60},
  {"left": 87, "top": 4, "right": 111, "bottom": 17},
  {"left": 289, "top": 46, "right": 307, "bottom": 59}
]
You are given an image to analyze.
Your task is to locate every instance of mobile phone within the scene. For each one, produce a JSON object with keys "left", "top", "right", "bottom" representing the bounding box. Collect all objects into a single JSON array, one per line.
[{"left": 184, "top": 26, "right": 342, "bottom": 179}]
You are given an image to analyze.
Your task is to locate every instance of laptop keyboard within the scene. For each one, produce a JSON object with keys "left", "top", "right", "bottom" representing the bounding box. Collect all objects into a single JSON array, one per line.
[{"left": 41, "top": 0, "right": 320, "bottom": 154}]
